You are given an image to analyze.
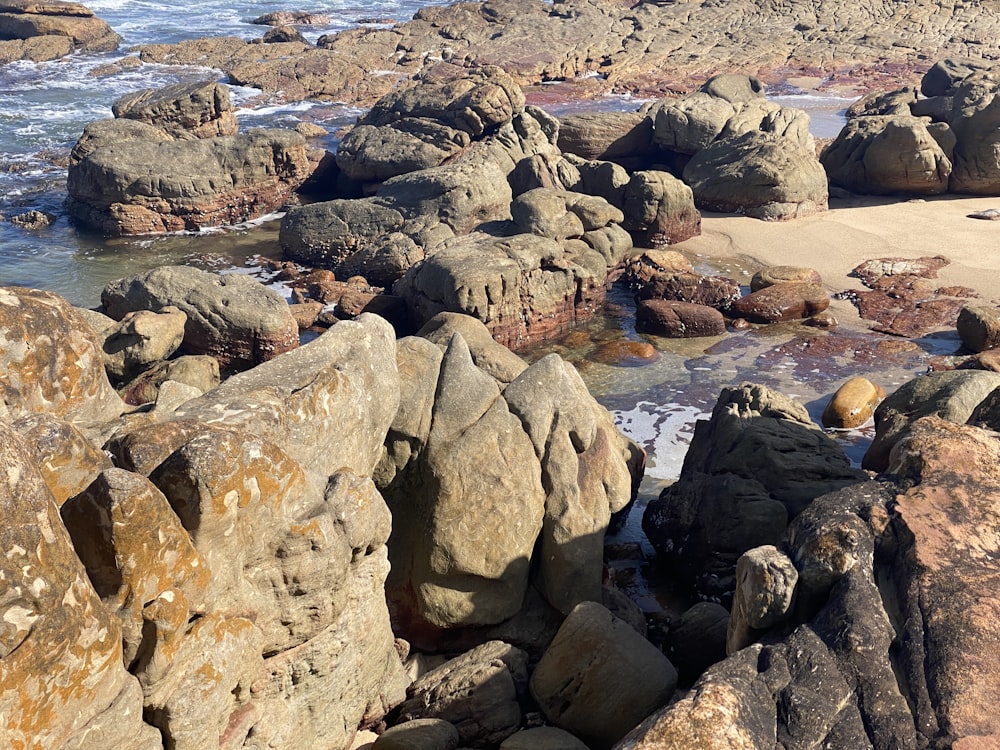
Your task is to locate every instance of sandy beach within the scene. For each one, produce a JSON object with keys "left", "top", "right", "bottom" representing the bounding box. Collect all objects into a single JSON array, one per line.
[{"left": 676, "top": 194, "right": 1000, "bottom": 326}]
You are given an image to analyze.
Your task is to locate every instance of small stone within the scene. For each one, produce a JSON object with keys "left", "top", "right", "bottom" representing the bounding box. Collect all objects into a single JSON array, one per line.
[
  {"left": 968, "top": 208, "right": 1000, "bottom": 220},
  {"left": 804, "top": 311, "right": 838, "bottom": 328},
  {"left": 500, "top": 726, "right": 589, "bottom": 749},
  {"left": 822, "top": 376, "right": 886, "bottom": 429},
  {"left": 296, "top": 122, "right": 329, "bottom": 138},
  {"left": 726, "top": 545, "right": 798, "bottom": 654},
  {"left": 591, "top": 340, "right": 659, "bottom": 366},
  {"left": 10, "top": 210, "right": 56, "bottom": 229}
]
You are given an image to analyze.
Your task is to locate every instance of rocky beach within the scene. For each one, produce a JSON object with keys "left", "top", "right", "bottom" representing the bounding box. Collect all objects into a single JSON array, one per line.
[{"left": 4, "top": 1, "right": 1000, "bottom": 749}]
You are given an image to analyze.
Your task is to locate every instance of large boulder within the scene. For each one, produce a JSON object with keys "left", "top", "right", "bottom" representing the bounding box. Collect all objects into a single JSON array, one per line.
[
  {"left": 643, "top": 383, "right": 865, "bottom": 602},
  {"left": 394, "top": 231, "right": 610, "bottom": 350},
  {"left": 0, "top": 286, "right": 125, "bottom": 427},
  {"left": 0, "top": 423, "right": 160, "bottom": 750},
  {"left": 112, "top": 80, "right": 239, "bottom": 140},
  {"left": 621, "top": 170, "right": 701, "bottom": 246},
  {"left": 101, "top": 266, "right": 298, "bottom": 372},
  {"left": 67, "top": 122, "right": 310, "bottom": 235},
  {"left": 862, "top": 369, "right": 1000, "bottom": 472},
  {"left": 948, "top": 71, "right": 1000, "bottom": 194},
  {"left": 556, "top": 111, "right": 656, "bottom": 163},
  {"left": 821, "top": 115, "right": 953, "bottom": 195},
  {"left": 377, "top": 321, "right": 634, "bottom": 640},
  {"left": 682, "top": 131, "right": 828, "bottom": 220}
]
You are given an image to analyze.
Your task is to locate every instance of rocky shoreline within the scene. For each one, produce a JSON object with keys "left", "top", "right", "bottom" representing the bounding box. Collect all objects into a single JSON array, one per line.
[{"left": 5, "top": 0, "right": 1000, "bottom": 748}]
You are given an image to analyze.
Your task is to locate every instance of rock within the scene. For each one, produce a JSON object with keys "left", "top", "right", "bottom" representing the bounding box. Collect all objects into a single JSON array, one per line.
[
  {"left": 591, "top": 339, "right": 658, "bottom": 366},
  {"left": 886, "top": 417, "right": 1000, "bottom": 747},
  {"left": 500, "top": 727, "right": 589, "bottom": 749},
  {"left": 635, "top": 299, "right": 726, "bottom": 338},
  {"left": 821, "top": 115, "right": 952, "bottom": 195},
  {"left": 398, "top": 641, "right": 528, "bottom": 748},
  {"left": 100, "top": 306, "right": 187, "bottom": 382},
  {"left": 12, "top": 412, "right": 111, "bottom": 506},
  {"left": 699, "top": 74, "right": 766, "bottom": 103},
  {"left": 0, "top": 286, "right": 124, "bottom": 426},
  {"left": 862, "top": 369, "right": 1000, "bottom": 472},
  {"left": 0, "top": 422, "right": 160, "bottom": 750},
  {"left": 749, "top": 265, "right": 821, "bottom": 291},
  {"left": 117, "top": 354, "right": 220, "bottom": 406},
  {"left": 568, "top": 156, "right": 631, "bottom": 208},
  {"left": 967, "top": 207, "right": 1000, "bottom": 220},
  {"left": 60, "top": 467, "right": 211, "bottom": 667},
  {"left": 252, "top": 11, "right": 331, "bottom": 25},
  {"left": 620, "top": 249, "right": 694, "bottom": 286},
  {"left": 415, "top": 312, "right": 528, "bottom": 384},
  {"left": 726, "top": 545, "right": 798, "bottom": 654},
  {"left": 643, "top": 383, "right": 865, "bottom": 601},
  {"left": 530, "top": 601, "right": 678, "bottom": 749},
  {"left": 730, "top": 281, "right": 829, "bottom": 323},
  {"left": 511, "top": 187, "right": 624, "bottom": 240},
  {"left": 621, "top": 170, "right": 701, "bottom": 246},
  {"left": 380, "top": 334, "right": 546, "bottom": 631},
  {"left": 394, "top": 231, "right": 609, "bottom": 350},
  {"left": 67, "top": 123, "right": 311, "bottom": 235},
  {"left": 665, "top": 601, "right": 730, "bottom": 680},
  {"left": 852, "top": 255, "right": 950, "bottom": 284},
  {"left": 821, "top": 376, "right": 886, "bottom": 429},
  {"left": 101, "top": 266, "right": 298, "bottom": 372},
  {"left": 635, "top": 272, "right": 741, "bottom": 312},
  {"left": 372, "top": 718, "right": 460, "bottom": 750},
  {"left": 9, "top": 208, "right": 55, "bottom": 228},
  {"left": 173, "top": 313, "right": 398, "bottom": 485},
  {"left": 922, "top": 58, "right": 991, "bottom": 98},
  {"left": 112, "top": 80, "right": 238, "bottom": 140},
  {"left": 557, "top": 111, "right": 655, "bottom": 162},
  {"left": 949, "top": 72, "right": 1000, "bottom": 194},
  {"left": 376, "top": 161, "right": 513, "bottom": 235},
  {"left": 957, "top": 304, "right": 1000, "bottom": 352},
  {"left": 262, "top": 25, "right": 306, "bottom": 43},
  {"left": 336, "top": 118, "right": 472, "bottom": 182},
  {"left": 652, "top": 92, "right": 737, "bottom": 154},
  {"left": 845, "top": 86, "right": 918, "bottom": 117},
  {"left": 0, "top": 0, "right": 121, "bottom": 62},
  {"left": 683, "top": 131, "right": 828, "bottom": 220},
  {"left": 503, "top": 355, "right": 634, "bottom": 615}
]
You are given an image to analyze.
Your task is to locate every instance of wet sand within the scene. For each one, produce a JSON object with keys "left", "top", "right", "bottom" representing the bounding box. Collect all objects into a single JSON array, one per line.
[{"left": 676, "top": 194, "right": 1000, "bottom": 324}]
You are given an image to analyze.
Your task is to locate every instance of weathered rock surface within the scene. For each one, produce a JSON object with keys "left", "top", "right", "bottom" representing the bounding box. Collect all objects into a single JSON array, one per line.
[
  {"left": 101, "top": 266, "right": 298, "bottom": 372},
  {"left": 949, "top": 71, "right": 1000, "bottom": 194},
  {"left": 683, "top": 131, "right": 828, "bottom": 220},
  {"left": 557, "top": 111, "right": 655, "bottom": 163},
  {"left": 394, "top": 231, "right": 610, "bottom": 351},
  {"left": 100, "top": 306, "right": 187, "bottom": 383},
  {"left": 373, "top": 718, "right": 460, "bottom": 750},
  {"left": 0, "top": 0, "right": 121, "bottom": 64},
  {"left": 643, "top": 383, "right": 865, "bottom": 601},
  {"left": 67, "top": 117, "right": 310, "bottom": 235},
  {"left": 863, "top": 369, "right": 1000, "bottom": 472},
  {"left": 635, "top": 299, "right": 726, "bottom": 338},
  {"left": 621, "top": 170, "right": 701, "bottom": 246},
  {"left": 0, "top": 423, "right": 160, "bottom": 750},
  {"left": 117, "top": 354, "right": 220, "bottom": 407},
  {"left": 0, "top": 286, "right": 124, "bottom": 426},
  {"left": 112, "top": 80, "right": 238, "bottom": 140},
  {"left": 821, "top": 115, "right": 953, "bottom": 195},
  {"left": 530, "top": 601, "right": 677, "bottom": 749},
  {"left": 377, "top": 320, "right": 634, "bottom": 640},
  {"left": 957, "top": 304, "right": 1000, "bottom": 352},
  {"left": 399, "top": 641, "right": 528, "bottom": 748}
]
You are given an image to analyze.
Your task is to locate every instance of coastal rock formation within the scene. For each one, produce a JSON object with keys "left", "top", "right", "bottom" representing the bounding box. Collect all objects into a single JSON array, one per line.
[
  {"left": 620, "top": 170, "right": 701, "bottom": 246},
  {"left": 67, "top": 80, "right": 311, "bottom": 235},
  {"left": 822, "top": 115, "right": 954, "bottom": 195},
  {"left": 624, "top": 415, "right": 1000, "bottom": 749},
  {"left": 643, "top": 383, "right": 866, "bottom": 602},
  {"left": 0, "top": 0, "right": 121, "bottom": 63},
  {"left": 393, "top": 230, "right": 609, "bottom": 350},
  {"left": 682, "top": 131, "right": 828, "bottom": 220},
  {"left": 112, "top": 80, "right": 239, "bottom": 140},
  {"left": 101, "top": 266, "right": 299, "bottom": 372},
  {"left": 0, "top": 423, "right": 160, "bottom": 750},
  {"left": 378, "top": 319, "right": 634, "bottom": 640}
]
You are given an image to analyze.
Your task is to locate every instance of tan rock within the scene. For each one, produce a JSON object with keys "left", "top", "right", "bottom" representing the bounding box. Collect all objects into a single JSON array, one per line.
[
  {"left": 726, "top": 545, "right": 798, "bottom": 654},
  {"left": 822, "top": 376, "right": 886, "bottom": 429},
  {"left": 730, "top": 281, "right": 830, "bottom": 323},
  {"left": 957, "top": 304, "right": 1000, "bottom": 352},
  {"left": 750, "top": 265, "right": 822, "bottom": 292},
  {"left": 12, "top": 412, "right": 111, "bottom": 505}
]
